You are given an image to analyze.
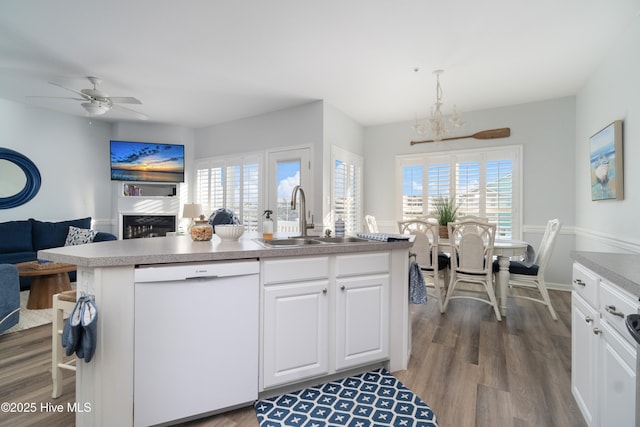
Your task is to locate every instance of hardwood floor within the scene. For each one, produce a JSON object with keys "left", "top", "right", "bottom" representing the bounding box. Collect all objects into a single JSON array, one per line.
[{"left": 0, "top": 289, "right": 585, "bottom": 427}]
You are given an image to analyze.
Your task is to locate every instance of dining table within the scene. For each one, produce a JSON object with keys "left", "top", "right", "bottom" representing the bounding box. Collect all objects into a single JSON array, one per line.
[
  {"left": 493, "top": 239, "right": 528, "bottom": 316},
  {"left": 439, "top": 238, "right": 529, "bottom": 317}
]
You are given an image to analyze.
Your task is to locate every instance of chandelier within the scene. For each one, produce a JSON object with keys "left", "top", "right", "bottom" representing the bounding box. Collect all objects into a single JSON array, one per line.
[{"left": 411, "top": 69, "right": 464, "bottom": 141}]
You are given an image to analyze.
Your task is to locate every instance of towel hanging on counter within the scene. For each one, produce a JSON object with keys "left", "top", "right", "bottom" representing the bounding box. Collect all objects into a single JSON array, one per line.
[{"left": 409, "top": 261, "right": 427, "bottom": 304}]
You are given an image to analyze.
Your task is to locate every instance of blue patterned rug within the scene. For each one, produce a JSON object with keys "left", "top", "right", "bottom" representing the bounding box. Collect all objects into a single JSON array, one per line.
[{"left": 254, "top": 368, "right": 438, "bottom": 427}]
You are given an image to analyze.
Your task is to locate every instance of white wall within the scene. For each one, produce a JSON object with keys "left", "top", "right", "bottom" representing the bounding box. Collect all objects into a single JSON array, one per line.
[
  {"left": 110, "top": 122, "right": 196, "bottom": 234},
  {"left": 194, "top": 101, "right": 325, "bottom": 223},
  {"left": 0, "top": 99, "right": 113, "bottom": 230},
  {"left": 575, "top": 16, "right": 640, "bottom": 253},
  {"left": 322, "top": 102, "right": 365, "bottom": 229},
  {"left": 364, "top": 97, "right": 577, "bottom": 285}
]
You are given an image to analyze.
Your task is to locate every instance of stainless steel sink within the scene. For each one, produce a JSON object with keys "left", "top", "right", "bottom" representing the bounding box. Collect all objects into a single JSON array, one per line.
[
  {"left": 256, "top": 238, "right": 322, "bottom": 247},
  {"left": 255, "top": 236, "right": 372, "bottom": 247},
  {"left": 312, "top": 236, "right": 370, "bottom": 244}
]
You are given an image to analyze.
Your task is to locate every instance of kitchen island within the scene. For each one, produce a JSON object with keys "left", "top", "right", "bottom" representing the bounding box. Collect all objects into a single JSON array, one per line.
[{"left": 39, "top": 234, "right": 413, "bottom": 427}]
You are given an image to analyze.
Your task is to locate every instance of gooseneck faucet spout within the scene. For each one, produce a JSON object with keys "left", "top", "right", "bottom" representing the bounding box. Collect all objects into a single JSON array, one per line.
[{"left": 291, "top": 185, "right": 314, "bottom": 237}]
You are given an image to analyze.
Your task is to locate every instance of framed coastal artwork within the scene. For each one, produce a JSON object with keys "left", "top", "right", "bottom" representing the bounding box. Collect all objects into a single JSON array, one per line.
[{"left": 590, "top": 120, "right": 623, "bottom": 201}]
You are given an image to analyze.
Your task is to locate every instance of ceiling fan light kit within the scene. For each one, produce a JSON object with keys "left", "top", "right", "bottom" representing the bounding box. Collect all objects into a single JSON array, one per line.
[{"left": 81, "top": 101, "right": 109, "bottom": 115}]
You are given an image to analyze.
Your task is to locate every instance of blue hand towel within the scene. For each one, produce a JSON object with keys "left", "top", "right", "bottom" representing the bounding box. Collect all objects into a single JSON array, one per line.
[{"left": 409, "top": 261, "right": 427, "bottom": 304}]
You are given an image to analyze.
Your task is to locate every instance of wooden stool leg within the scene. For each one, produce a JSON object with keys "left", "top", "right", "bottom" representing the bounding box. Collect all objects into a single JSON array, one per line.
[
  {"left": 52, "top": 294, "right": 77, "bottom": 399},
  {"left": 52, "top": 294, "right": 64, "bottom": 398}
]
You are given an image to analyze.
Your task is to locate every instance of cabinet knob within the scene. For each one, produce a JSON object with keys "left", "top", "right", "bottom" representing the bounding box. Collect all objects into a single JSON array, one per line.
[
  {"left": 585, "top": 316, "right": 593, "bottom": 324},
  {"left": 593, "top": 328, "right": 602, "bottom": 335},
  {"left": 573, "top": 279, "right": 586, "bottom": 287},
  {"left": 322, "top": 288, "right": 327, "bottom": 294},
  {"left": 341, "top": 285, "right": 346, "bottom": 291},
  {"left": 605, "top": 305, "right": 625, "bottom": 318}
]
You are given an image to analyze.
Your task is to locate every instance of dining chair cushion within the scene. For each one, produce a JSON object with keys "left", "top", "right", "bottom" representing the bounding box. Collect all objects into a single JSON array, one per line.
[
  {"left": 420, "top": 252, "right": 450, "bottom": 271},
  {"left": 492, "top": 259, "right": 540, "bottom": 275}
]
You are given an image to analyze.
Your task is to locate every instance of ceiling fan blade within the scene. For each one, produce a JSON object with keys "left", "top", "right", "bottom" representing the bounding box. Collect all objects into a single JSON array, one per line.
[
  {"left": 112, "top": 104, "right": 149, "bottom": 120},
  {"left": 26, "top": 96, "right": 86, "bottom": 101},
  {"left": 108, "top": 97, "right": 142, "bottom": 104},
  {"left": 49, "top": 81, "right": 91, "bottom": 100}
]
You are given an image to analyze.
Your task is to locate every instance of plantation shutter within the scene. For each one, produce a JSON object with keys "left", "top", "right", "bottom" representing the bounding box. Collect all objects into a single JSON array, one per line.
[
  {"left": 332, "top": 147, "right": 363, "bottom": 233},
  {"left": 195, "top": 154, "right": 262, "bottom": 230},
  {"left": 398, "top": 146, "right": 520, "bottom": 238}
]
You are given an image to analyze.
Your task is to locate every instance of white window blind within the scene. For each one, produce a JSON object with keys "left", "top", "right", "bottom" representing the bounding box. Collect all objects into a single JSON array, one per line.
[
  {"left": 195, "top": 154, "right": 262, "bottom": 231},
  {"left": 398, "top": 146, "right": 521, "bottom": 238},
  {"left": 332, "top": 147, "right": 363, "bottom": 233}
]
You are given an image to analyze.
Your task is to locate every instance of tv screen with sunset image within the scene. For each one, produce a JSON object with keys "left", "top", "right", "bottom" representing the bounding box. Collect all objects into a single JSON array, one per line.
[{"left": 110, "top": 140, "right": 185, "bottom": 183}]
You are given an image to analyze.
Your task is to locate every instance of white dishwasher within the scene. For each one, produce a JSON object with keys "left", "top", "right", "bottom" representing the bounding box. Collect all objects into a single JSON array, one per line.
[{"left": 133, "top": 260, "right": 259, "bottom": 427}]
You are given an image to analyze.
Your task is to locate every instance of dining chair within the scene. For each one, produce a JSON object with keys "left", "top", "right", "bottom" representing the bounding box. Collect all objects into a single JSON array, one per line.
[
  {"left": 495, "top": 218, "right": 561, "bottom": 320},
  {"left": 444, "top": 220, "right": 501, "bottom": 321},
  {"left": 457, "top": 215, "right": 489, "bottom": 223},
  {"left": 398, "top": 216, "right": 449, "bottom": 313},
  {"left": 364, "top": 215, "right": 379, "bottom": 233}
]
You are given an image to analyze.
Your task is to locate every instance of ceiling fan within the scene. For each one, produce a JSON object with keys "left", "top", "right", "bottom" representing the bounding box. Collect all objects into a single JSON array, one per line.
[{"left": 30, "top": 76, "right": 149, "bottom": 120}]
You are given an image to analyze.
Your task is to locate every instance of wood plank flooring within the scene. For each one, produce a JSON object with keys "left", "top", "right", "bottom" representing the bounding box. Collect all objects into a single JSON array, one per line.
[{"left": 0, "top": 289, "right": 586, "bottom": 427}]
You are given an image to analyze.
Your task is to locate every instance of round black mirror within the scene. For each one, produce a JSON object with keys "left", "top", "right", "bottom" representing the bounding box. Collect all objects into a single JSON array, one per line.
[{"left": 0, "top": 148, "right": 41, "bottom": 209}]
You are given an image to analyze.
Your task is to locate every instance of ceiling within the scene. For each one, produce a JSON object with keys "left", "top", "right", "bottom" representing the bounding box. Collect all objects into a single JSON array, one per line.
[{"left": 1, "top": 0, "right": 638, "bottom": 129}]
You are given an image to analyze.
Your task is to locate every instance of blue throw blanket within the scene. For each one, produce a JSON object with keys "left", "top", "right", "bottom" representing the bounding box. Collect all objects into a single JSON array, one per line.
[{"left": 409, "top": 261, "right": 427, "bottom": 304}]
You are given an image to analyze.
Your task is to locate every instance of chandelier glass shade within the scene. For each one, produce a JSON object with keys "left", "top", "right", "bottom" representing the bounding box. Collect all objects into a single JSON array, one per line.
[{"left": 412, "top": 70, "right": 464, "bottom": 141}]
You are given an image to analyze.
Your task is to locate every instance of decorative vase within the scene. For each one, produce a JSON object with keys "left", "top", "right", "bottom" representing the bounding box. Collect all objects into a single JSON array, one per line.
[{"left": 439, "top": 224, "right": 448, "bottom": 239}]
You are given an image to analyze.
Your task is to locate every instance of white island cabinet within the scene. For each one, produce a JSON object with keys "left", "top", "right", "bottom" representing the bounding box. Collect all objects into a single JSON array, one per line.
[
  {"left": 261, "top": 252, "right": 391, "bottom": 390},
  {"left": 572, "top": 260, "right": 639, "bottom": 427},
  {"left": 39, "top": 235, "right": 412, "bottom": 427}
]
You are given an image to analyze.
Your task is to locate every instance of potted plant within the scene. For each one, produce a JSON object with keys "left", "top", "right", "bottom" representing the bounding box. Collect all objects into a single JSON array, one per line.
[{"left": 430, "top": 196, "right": 459, "bottom": 238}]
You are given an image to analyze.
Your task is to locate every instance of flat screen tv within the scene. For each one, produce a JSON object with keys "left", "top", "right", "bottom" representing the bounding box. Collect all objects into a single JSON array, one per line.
[{"left": 110, "top": 140, "right": 185, "bottom": 183}]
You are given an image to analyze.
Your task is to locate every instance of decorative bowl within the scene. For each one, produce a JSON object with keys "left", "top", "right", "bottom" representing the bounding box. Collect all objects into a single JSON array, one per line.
[{"left": 215, "top": 224, "right": 245, "bottom": 241}]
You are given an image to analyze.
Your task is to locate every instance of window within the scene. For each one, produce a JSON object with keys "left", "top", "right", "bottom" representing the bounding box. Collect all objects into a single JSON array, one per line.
[
  {"left": 195, "top": 154, "right": 262, "bottom": 231},
  {"left": 397, "top": 146, "right": 521, "bottom": 238},
  {"left": 332, "top": 146, "right": 363, "bottom": 233}
]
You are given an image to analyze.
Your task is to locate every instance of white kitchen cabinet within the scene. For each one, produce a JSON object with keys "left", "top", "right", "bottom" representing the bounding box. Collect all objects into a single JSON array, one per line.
[
  {"left": 263, "top": 279, "right": 330, "bottom": 389},
  {"left": 261, "top": 252, "right": 391, "bottom": 390},
  {"left": 335, "top": 252, "right": 390, "bottom": 371},
  {"left": 572, "top": 262, "right": 639, "bottom": 427},
  {"left": 335, "top": 273, "right": 389, "bottom": 370},
  {"left": 599, "top": 320, "right": 636, "bottom": 427},
  {"left": 572, "top": 292, "right": 599, "bottom": 426}
]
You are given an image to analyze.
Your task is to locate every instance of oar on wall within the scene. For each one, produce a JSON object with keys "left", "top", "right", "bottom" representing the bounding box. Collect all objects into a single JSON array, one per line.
[{"left": 410, "top": 127, "right": 511, "bottom": 145}]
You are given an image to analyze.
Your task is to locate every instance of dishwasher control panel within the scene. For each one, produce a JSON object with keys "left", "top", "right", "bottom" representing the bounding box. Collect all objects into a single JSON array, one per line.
[{"left": 134, "top": 260, "right": 259, "bottom": 282}]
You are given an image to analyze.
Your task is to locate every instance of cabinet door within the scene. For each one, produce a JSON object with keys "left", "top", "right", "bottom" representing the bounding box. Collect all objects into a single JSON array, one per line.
[
  {"left": 335, "top": 274, "right": 389, "bottom": 371},
  {"left": 263, "top": 280, "right": 329, "bottom": 388},
  {"left": 599, "top": 320, "right": 636, "bottom": 427},
  {"left": 572, "top": 292, "right": 598, "bottom": 427}
]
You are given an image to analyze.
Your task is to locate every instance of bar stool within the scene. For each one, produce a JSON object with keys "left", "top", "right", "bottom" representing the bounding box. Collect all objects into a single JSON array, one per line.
[{"left": 52, "top": 289, "right": 77, "bottom": 398}]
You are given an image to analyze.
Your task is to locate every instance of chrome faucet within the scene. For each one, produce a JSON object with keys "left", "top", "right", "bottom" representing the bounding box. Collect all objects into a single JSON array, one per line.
[{"left": 291, "top": 185, "right": 314, "bottom": 237}]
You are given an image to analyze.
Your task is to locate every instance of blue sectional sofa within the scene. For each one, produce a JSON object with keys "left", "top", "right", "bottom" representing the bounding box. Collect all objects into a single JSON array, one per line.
[{"left": 0, "top": 217, "right": 117, "bottom": 290}]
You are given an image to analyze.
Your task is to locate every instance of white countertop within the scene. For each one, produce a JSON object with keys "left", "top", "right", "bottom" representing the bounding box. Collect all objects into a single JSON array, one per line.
[
  {"left": 571, "top": 251, "right": 640, "bottom": 298},
  {"left": 39, "top": 233, "right": 413, "bottom": 268}
]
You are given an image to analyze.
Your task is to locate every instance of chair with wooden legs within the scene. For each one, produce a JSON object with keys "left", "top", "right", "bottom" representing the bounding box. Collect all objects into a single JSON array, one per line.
[
  {"left": 52, "top": 289, "right": 77, "bottom": 398},
  {"left": 444, "top": 220, "right": 501, "bottom": 321},
  {"left": 495, "top": 218, "right": 561, "bottom": 320},
  {"left": 398, "top": 216, "right": 450, "bottom": 313}
]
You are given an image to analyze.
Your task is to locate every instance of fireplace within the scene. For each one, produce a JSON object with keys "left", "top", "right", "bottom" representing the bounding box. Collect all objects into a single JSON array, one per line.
[{"left": 121, "top": 214, "right": 177, "bottom": 239}]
